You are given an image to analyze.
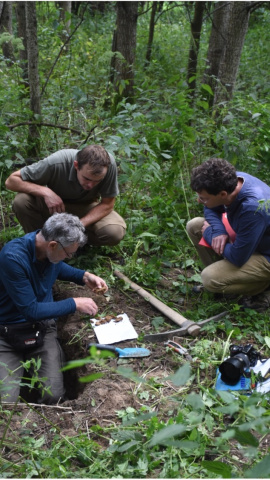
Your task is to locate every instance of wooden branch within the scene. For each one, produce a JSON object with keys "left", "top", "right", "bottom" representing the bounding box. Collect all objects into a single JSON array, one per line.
[
  {"left": 7, "top": 121, "right": 82, "bottom": 134},
  {"left": 2, "top": 401, "right": 86, "bottom": 412}
]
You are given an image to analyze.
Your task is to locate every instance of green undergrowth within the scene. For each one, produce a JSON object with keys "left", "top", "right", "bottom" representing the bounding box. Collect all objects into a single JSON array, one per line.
[{"left": 2, "top": 342, "right": 270, "bottom": 478}]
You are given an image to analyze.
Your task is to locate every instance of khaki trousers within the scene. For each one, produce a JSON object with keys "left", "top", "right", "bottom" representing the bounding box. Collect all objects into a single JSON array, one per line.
[
  {"left": 13, "top": 193, "right": 126, "bottom": 246},
  {"left": 186, "top": 217, "right": 270, "bottom": 295}
]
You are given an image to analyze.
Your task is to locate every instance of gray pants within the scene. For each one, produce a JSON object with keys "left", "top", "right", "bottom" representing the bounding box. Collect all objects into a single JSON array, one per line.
[
  {"left": 0, "top": 320, "right": 65, "bottom": 404},
  {"left": 13, "top": 193, "right": 126, "bottom": 246},
  {"left": 186, "top": 217, "right": 270, "bottom": 295}
]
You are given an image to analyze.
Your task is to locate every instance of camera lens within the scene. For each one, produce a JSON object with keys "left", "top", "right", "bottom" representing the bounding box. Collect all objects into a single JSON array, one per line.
[{"left": 219, "top": 353, "right": 250, "bottom": 385}]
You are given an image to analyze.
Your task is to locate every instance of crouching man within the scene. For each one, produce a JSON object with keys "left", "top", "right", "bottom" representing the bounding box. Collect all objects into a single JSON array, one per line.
[
  {"left": 0, "top": 212, "right": 108, "bottom": 404},
  {"left": 186, "top": 158, "right": 270, "bottom": 309}
]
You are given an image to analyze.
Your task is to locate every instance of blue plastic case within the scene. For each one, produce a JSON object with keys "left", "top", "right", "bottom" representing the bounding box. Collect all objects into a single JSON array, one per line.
[{"left": 215, "top": 371, "right": 251, "bottom": 392}]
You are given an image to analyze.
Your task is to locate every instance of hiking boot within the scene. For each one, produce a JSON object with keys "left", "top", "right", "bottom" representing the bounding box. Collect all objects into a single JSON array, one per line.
[
  {"left": 192, "top": 285, "right": 204, "bottom": 294},
  {"left": 240, "top": 291, "right": 270, "bottom": 312}
]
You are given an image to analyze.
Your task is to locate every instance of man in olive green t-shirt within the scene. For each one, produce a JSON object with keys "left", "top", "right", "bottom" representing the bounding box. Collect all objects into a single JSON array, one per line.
[{"left": 5, "top": 145, "right": 126, "bottom": 246}]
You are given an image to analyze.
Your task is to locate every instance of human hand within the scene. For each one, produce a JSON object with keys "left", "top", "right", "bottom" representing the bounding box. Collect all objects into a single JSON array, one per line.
[
  {"left": 83, "top": 272, "right": 108, "bottom": 293},
  {"left": 43, "top": 189, "right": 65, "bottom": 214},
  {"left": 201, "top": 220, "right": 210, "bottom": 235},
  {"left": 211, "top": 234, "right": 229, "bottom": 255},
  {"left": 74, "top": 297, "right": 98, "bottom": 316}
]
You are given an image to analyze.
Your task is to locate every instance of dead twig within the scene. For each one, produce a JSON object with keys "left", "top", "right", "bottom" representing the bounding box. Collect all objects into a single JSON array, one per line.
[
  {"left": 7, "top": 121, "right": 82, "bottom": 134},
  {"left": 2, "top": 401, "right": 85, "bottom": 412}
]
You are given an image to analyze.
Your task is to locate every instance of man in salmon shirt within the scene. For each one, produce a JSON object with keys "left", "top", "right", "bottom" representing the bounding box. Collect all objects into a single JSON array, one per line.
[{"left": 186, "top": 157, "right": 270, "bottom": 310}]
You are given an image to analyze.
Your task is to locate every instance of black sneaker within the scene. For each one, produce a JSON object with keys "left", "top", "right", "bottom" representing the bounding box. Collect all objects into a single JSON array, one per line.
[{"left": 192, "top": 285, "right": 204, "bottom": 294}]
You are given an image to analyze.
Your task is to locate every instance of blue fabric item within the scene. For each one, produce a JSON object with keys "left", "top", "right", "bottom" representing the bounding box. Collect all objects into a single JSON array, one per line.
[
  {"left": 203, "top": 172, "right": 270, "bottom": 267},
  {"left": 0, "top": 231, "right": 85, "bottom": 325}
]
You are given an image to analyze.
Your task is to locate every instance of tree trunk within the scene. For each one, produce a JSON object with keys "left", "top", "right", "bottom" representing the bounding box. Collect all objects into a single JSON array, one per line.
[
  {"left": 58, "top": 1, "right": 72, "bottom": 43},
  {"left": 0, "top": 1, "right": 14, "bottom": 62},
  {"left": 202, "top": 2, "right": 230, "bottom": 107},
  {"left": 186, "top": 1, "right": 206, "bottom": 99},
  {"left": 144, "top": 1, "right": 158, "bottom": 66},
  {"left": 213, "top": 2, "right": 251, "bottom": 110},
  {"left": 112, "top": 2, "right": 138, "bottom": 104},
  {"left": 25, "top": 1, "right": 41, "bottom": 156},
  {"left": 15, "top": 1, "right": 28, "bottom": 83}
]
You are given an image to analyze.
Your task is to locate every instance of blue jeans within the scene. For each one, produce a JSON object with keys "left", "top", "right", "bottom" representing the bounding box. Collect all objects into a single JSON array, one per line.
[{"left": 0, "top": 320, "right": 65, "bottom": 404}]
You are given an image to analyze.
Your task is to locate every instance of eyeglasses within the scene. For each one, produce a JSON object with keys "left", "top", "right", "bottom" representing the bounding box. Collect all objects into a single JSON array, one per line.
[{"left": 57, "top": 241, "right": 77, "bottom": 259}]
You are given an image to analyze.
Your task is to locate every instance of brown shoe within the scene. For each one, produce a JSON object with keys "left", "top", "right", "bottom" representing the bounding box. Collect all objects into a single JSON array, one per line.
[{"left": 241, "top": 291, "right": 270, "bottom": 312}]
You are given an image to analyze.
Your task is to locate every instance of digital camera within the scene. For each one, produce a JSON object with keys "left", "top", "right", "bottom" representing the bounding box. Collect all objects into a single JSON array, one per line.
[{"left": 219, "top": 344, "right": 260, "bottom": 386}]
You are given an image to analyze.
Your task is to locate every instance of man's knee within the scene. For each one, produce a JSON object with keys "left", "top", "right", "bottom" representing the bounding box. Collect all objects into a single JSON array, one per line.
[
  {"left": 88, "top": 225, "right": 126, "bottom": 246},
  {"left": 201, "top": 266, "right": 221, "bottom": 292},
  {"left": 39, "top": 378, "right": 65, "bottom": 405},
  {"left": 186, "top": 217, "right": 204, "bottom": 237},
  {"left": 12, "top": 193, "right": 49, "bottom": 232},
  {"left": 201, "top": 262, "right": 233, "bottom": 293},
  {"left": 12, "top": 193, "right": 28, "bottom": 216}
]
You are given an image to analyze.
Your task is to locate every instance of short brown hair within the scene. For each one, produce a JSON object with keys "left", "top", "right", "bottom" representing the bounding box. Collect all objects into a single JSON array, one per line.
[{"left": 76, "top": 145, "right": 111, "bottom": 175}]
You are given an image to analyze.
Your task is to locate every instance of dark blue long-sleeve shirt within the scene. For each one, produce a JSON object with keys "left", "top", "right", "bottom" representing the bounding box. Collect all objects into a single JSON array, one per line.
[
  {"left": 202, "top": 172, "right": 270, "bottom": 267},
  {"left": 0, "top": 231, "right": 86, "bottom": 324}
]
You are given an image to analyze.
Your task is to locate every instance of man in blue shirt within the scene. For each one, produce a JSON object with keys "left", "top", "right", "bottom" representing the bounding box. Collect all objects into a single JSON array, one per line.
[
  {"left": 186, "top": 158, "right": 270, "bottom": 309},
  {"left": 0, "top": 213, "right": 108, "bottom": 403}
]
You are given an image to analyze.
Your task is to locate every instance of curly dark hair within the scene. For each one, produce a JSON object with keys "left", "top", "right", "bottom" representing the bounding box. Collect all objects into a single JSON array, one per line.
[{"left": 190, "top": 158, "right": 238, "bottom": 195}]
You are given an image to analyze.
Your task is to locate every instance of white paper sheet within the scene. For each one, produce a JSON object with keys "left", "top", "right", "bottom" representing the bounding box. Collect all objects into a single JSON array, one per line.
[{"left": 90, "top": 313, "right": 138, "bottom": 344}]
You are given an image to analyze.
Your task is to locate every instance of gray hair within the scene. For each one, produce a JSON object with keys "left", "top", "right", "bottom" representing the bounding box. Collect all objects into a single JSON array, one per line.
[{"left": 40, "top": 213, "right": 87, "bottom": 247}]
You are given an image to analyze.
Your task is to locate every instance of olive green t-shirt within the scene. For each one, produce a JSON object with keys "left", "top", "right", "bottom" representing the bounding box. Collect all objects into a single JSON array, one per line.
[{"left": 20, "top": 149, "right": 119, "bottom": 204}]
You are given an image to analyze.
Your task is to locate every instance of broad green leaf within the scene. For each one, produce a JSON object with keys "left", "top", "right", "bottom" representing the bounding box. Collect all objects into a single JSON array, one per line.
[
  {"left": 252, "top": 113, "right": 261, "bottom": 119},
  {"left": 123, "top": 411, "right": 157, "bottom": 426},
  {"left": 217, "top": 390, "right": 236, "bottom": 404},
  {"left": 61, "top": 359, "right": 93, "bottom": 371},
  {"left": 186, "top": 392, "right": 205, "bottom": 410},
  {"left": 117, "top": 440, "right": 140, "bottom": 452},
  {"left": 181, "top": 259, "right": 195, "bottom": 268},
  {"left": 201, "top": 83, "right": 214, "bottom": 95},
  {"left": 197, "top": 100, "right": 209, "bottom": 111},
  {"left": 264, "top": 336, "right": 270, "bottom": 348},
  {"left": 149, "top": 423, "right": 186, "bottom": 447},
  {"left": 116, "top": 366, "right": 145, "bottom": 383},
  {"left": 245, "top": 454, "right": 270, "bottom": 478},
  {"left": 161, "top": 439, "right": 199, "bottom": 450},
  {"left": 202, "top": 460, "right": 232, "bottom": 478},
  {"left": 138, "top": 232, "right": 157, "bottom": 238},
  {"left": 79, "top": 372, "right": 104, "bottom": 383},
  {"left": 169, "top": 363, "right": 191, "bottom": 386},
  {"left": 216, "top": 403, "right": 240, "bottom": 415},
  {"left": 234, "top": 428, "right": 259, "bottom": 447}
]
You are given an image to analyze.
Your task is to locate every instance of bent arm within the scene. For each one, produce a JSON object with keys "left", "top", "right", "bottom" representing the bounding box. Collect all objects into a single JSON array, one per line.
[
  {"left": 5, "top": 170, "right": 65, "bottom": 214},
  {"left": 80, "top": 197, "right": 116, "bottom": 227},
  {"left": 223, "top": 211, "right": 267, "bottom": 267}
]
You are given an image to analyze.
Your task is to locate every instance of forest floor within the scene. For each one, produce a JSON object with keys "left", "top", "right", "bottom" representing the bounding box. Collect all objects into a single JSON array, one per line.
[
  {"left": 0, "top": 200, "right": 215, "bottom": 455},
  {"left": 1, "top": 266, "right": 203, "bottom": 451},
  {"left": 0, "top": 210, "right": 245, "bottom": 459}
]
